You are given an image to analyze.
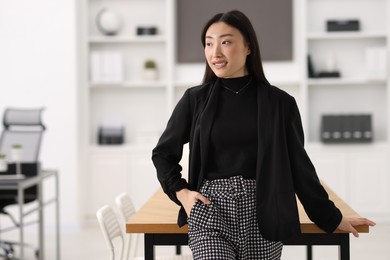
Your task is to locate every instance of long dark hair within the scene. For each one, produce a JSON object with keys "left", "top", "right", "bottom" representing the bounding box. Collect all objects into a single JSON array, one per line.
[{"left": 201, "top": 10, "right": 269, "bottom": 85}]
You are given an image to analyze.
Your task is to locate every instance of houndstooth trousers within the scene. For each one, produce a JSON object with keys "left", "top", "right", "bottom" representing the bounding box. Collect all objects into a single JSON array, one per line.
[{"left": 187, "top": 175, "right": 283, "bottom": 260}]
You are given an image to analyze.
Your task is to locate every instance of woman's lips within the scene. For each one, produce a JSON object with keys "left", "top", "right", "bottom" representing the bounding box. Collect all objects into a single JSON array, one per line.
[{"left": 213, "top": 61, "right": 227, "bottom": 68}]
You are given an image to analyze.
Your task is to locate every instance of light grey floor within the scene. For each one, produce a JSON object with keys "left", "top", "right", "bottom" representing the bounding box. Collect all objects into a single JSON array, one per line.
[{"left": 1, "top": 223, "right": 389, "bottom": 259}]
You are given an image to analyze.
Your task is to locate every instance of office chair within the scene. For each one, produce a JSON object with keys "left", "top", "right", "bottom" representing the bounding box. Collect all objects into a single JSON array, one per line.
[
  {"left": 97, "top": 205, "right": 126, "bottom": 260},
  {"left": 115, "top": 193, "right": 137, "bottom": 260},
  {"left": 0, "top": 108, "right": 45, "bottom": 259},
  {"left": 97, "top": 203, "right": 193, "bottom": 260}
]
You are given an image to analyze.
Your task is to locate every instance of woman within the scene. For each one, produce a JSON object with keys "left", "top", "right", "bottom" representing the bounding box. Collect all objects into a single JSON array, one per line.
[{"left": 152, "top": 10, "right": 375, "bottom": 259}]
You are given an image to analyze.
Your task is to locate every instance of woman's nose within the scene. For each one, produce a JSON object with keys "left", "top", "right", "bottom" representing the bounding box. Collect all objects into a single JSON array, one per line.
[{"left": 212, "top": 45, "right": 222, "bottom": 57}]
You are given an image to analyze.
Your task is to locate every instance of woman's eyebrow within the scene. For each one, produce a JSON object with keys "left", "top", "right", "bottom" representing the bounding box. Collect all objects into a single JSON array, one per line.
[{"left": 205, "top": 33, "right": 234, "bottom": 39}]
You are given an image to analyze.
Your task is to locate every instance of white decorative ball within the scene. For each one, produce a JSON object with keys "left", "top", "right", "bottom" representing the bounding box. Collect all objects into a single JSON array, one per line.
[{"left": 96, "top": 8, "right": 122, "bottom": 36}]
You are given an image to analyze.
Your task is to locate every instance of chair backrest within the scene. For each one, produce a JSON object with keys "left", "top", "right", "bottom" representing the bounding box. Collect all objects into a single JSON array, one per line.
[
  {"left": 115, "top": 193, "right": 136, "bottom": 223},
  {"left": 0, "top": 108, "right": 45, "bottom": 209},
  {"left": 96, "top": 205, "right": 125, "bottom": 260},
  {"left": 0, "top": 108, "right": 45, "bottom": 163}
]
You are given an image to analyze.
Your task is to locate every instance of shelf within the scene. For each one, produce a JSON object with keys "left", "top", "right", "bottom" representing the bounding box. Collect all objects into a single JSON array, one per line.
[
  {"left": 89, "top": 143, "right": 155, "bottom": 152},
  {"left": 90, "top": 80, "right": 167, "bottom": 88},
  {"left": 307, "top": 78, "right": 387, "bottom": 86},
  {"left": 306, "top": 141, "right": 389, "bottom": 151},
  {"left": 89, "top": 35, "right": 167, "bottom": 43},
  {"left": 307, "top": 31, "right": 387, "bottom": 40}
]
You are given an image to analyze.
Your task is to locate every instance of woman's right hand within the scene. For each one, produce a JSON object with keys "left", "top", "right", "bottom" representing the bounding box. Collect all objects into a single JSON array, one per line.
[{"left": 176, "top": 188, "right": 211, "bottom": 216}]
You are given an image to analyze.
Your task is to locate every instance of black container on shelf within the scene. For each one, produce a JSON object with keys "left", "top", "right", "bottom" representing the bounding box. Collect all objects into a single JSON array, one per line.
[
  {"left": 137, "top": 26, "right": 158, "bottom": 35},
  {"left": 98, "top": 126, "right": 124, "bottom": 145},
  {"left": 327, "top": 20, "right": 360, "bottom": 32},
  {"left": 321, "top": 114, "right": 373, "bottom": 143}
]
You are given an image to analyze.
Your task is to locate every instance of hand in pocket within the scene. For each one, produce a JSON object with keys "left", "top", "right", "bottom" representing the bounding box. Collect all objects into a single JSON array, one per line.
[{"left": 176, "top": 188, "right": 211, "bottom": 216}]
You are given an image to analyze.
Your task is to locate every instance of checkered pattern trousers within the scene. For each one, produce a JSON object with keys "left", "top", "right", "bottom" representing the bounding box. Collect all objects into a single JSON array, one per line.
[{"left": 187, "top": 175, "right": 283, "bottom": 260}]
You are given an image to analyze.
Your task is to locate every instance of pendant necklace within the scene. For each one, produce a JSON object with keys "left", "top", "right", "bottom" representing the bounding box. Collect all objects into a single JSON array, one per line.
[{"left": 222, "top": 77, "right": 252, "bottom": 95}]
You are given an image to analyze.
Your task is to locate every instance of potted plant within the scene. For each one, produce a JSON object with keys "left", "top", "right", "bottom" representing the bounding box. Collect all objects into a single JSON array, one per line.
[
  {"left": 11, "top": 144, "right": 23, "bottom": 175},
  {"left": 143, "top": 59, "right": 158, "bottom": 80},
  {"left": 0, "top": 153, "right": 7, "bottom": 172},
  {"left": 11, "top": 144, "right": 23, "bottom": 162}
]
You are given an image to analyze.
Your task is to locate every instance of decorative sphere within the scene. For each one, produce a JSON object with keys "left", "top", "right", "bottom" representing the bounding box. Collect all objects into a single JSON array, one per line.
[{"left": 96, "top": 8, "right": 122, "bottom": 36}]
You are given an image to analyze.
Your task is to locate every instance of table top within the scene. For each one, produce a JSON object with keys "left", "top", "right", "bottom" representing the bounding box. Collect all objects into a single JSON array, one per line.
[
  {"left": 0, "top": 169, "right": 57, "bottom": 188},
  {"left": 126, "top": 184, "right": 369, "bottom": 234}
]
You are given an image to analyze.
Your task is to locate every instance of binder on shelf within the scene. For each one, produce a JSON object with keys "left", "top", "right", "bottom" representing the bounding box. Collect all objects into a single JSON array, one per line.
[
  {"left": 365, "top": 47, "right": 387, "bottom": 80},
  {"left": 90, "top": 51, "right": 124, "bottom": 84},
  {"left": 321, "top": 114, "right": 373, "bottom": 143}
]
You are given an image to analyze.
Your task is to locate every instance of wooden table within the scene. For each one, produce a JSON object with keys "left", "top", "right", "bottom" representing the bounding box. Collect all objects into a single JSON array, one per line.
[{"left": 126, "top": 185, "right": 369, "bottom": 260}]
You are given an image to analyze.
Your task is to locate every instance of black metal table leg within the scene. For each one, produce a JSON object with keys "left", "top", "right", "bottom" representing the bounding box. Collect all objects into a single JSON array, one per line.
[
  {"left": 307, "top": 245, "right": 313, "bottom": 260},
  {"left": 176, "top": 245, "right": 181, "bottom": 255},
  {"left": 339, "top": 234, "right": 350, "bottom": 260},
  {"left": 145, "top": 234, "right": 155, "bottom": 260}
]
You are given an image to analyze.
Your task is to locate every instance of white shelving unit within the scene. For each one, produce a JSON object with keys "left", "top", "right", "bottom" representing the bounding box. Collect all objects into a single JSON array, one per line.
[
  {"left": 304, "top": 0, "right": 390, "bottom": 221},
  {"left": 78, "top": 0, "right": 390, "bottom": 224},
  {"left": 79, "top": 0, "right": 175, "bottom": 223}
]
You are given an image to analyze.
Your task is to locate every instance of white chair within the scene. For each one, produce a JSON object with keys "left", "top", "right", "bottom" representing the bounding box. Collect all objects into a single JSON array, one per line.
[
  {"left": 97, "top": 202, "right": 193, "bottom": 260},
  {"left": 96, "top": 205, "right": 125, "bottom": 260},
  {"left": 115, "top": 193, "right": 137, "bottom": 260}
]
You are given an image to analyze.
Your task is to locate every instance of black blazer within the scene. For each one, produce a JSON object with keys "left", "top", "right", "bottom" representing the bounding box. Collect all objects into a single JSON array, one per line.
[{"left": 152, "top": 79, "right": 342, "bottom": 242}]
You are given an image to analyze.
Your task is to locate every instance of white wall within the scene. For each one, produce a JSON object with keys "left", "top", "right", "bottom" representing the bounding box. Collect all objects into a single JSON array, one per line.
[{"left": 0, "top": 0, "right": 79, "bottom": 230}]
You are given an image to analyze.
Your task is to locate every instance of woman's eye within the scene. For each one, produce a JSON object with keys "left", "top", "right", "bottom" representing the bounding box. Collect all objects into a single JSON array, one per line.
[
  {"left": 222, "top": 41, "right": 231, "bottom": 45},
  {"left": 205, "top": 42, "right": 212, "bottom": 47}
]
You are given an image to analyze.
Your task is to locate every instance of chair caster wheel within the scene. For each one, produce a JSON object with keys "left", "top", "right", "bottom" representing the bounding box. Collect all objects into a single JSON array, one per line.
[{"left": 5, "top": 250, "right": 14, "bottom": 260}]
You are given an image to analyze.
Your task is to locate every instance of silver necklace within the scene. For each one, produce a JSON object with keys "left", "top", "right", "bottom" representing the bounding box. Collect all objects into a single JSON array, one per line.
[{"left": 222, "top": 77, "right": 252, "bottom": 95}]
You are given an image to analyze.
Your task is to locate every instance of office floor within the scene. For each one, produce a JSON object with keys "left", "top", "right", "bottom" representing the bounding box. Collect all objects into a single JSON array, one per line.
[{"left": 1, "top": 223, "right": 389, "bottom": 259}]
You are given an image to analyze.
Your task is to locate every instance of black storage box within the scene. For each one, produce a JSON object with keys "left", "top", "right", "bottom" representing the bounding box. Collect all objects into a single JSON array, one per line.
[
  {"left": 327, "top": 20, "right": 360, "bottom": 32},
  {"left": 98, "top": 126, "right": 124, "bottom": 145},
  {"left": 321, "top": 114, "right": 373, "bottom": 143},
  {"left": 137, "top": 26, "right": 158, "bottom": 35}
]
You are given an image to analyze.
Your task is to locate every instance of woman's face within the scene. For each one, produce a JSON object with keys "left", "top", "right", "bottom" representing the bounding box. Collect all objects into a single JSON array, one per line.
[{"left": 204, "top": 22, "right": 250, "bottom": 78}]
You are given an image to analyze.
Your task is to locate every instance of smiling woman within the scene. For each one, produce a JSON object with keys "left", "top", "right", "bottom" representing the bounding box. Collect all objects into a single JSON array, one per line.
[
  {"left": 204, "top": 22, "right": 250, "bottom": 79},
  {"left": 152, "top": 10, "right": 376, "bottom": 260}
]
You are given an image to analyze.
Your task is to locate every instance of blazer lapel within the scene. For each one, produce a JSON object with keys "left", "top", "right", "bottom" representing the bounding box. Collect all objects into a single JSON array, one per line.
[
  {"left": 199, "top": 79, "right": 221, "bottom": 179},
  {"left": 256, "top": 83, "right": 270, "bottom": 181}
]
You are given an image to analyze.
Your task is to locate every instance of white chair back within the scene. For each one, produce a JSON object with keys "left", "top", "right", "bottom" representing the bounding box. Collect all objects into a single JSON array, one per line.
[
  {"left": 115, "top": 192, "right": 136, "bottom": 222},
  {"left": 96, "top": 205, "right": 125, "bottom": 260},
  {"left": 115, "top": 193, "right": 137, "bottom": 260}
]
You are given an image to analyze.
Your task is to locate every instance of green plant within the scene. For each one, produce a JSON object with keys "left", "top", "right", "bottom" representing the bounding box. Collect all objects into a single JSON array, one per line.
[
  {"left": 0, "top": 153, "right": 6, "bottom": 159},
  {"left": 12, "top": 144, "right": 22, "bottom": 149},
  {"left": 144, "top": 59, "right": 157, "bottom": 69}
]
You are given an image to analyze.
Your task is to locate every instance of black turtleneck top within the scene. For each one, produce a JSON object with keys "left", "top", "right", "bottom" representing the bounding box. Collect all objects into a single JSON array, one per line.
[{"left": 206, "top": 75, "right": 258, "bottom": 180}]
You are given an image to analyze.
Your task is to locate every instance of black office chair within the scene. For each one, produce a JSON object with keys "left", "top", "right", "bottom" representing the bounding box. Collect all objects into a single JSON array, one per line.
[{"left": 0, "top": 108, "right": 45, "bottom": 259}]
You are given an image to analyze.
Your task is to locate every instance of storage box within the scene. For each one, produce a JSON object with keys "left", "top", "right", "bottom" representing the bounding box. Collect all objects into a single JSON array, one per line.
[
  {"left": 327, "top": 20, "right": 360, "bottom": 32},
  {"left": 321, "top": 114, "right": 373, "bottom": 143}
]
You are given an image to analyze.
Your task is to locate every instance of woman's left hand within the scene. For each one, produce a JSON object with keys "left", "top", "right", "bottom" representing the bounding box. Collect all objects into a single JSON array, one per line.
[{"left": 337, "top": 217, "right": 376, "bottom": 237}]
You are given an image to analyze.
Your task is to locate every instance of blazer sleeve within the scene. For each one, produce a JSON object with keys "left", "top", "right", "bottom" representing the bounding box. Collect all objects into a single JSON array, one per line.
[
  {"left": 152, "top": 89, "right": 191, "bottom": 205},
  {"left": 286, "top": 97, "right": 342, "bottom": 233}
]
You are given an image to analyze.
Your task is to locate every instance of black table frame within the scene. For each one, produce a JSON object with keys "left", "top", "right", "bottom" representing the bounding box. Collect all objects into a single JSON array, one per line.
[{"left": 144, "top": 232, "right": 350, "bottom": 260}]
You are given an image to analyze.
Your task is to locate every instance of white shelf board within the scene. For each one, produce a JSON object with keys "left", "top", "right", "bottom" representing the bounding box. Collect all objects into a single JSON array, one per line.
[
  {"left": 308, "top": 77, "right": 387, "bottom": 86},
  {"left": 307, "top": 31, "right": 387, "bottom": 40},
  {"left": 89, "top": 143, "right": 155, "bottom": 152},
  {"left": 90, "top": 80, "right": 167, "bottom": 89},
  {"left": 306, "top": 141, "right": 389, "bottom": 151},
  {"left": 89, "top": 35, "right": 167, "bottom": 43}
]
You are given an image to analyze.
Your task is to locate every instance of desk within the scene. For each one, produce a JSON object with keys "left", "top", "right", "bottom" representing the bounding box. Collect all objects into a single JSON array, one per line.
[
  {"left": 127, "top": 185, "right": 369, "bottom": 260},
  {"left": 0, "top": 169, "right": 60, "bottom": 260}
]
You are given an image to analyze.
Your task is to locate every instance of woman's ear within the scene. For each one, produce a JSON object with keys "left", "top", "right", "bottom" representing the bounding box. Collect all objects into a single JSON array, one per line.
[{"left": 246, "top": 44, "right": 251, "bottom": 55}]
